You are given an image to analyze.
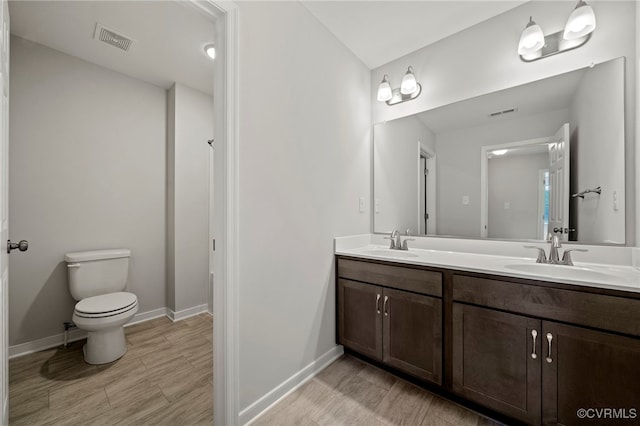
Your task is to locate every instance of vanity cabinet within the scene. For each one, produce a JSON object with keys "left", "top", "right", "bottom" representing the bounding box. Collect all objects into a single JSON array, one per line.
[
  {"left": 337, "top": 258, "right": 443, "bottom": 384},
  {"left": 452, "top": 273, "right": 640, "bottom": 426},
  {"left": 336, "top": 256, "right": 640, "bottom": 425}
]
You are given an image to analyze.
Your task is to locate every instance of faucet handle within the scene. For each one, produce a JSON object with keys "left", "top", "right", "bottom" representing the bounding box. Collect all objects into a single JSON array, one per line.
[
  {"left": 384, "top": 231, "right": 397, "bottom": 249},
  {"left": 405, "top": 228, "right": 412, "bottom": 235},
  {"left": 524, "top": 246, "right": 547, "bottom": 263},
  {"left": 401, "top": 238, "right": 415, "bottom": 250},
  {"left": 561, "top": 248, "right": 588, "bottom": 266}
]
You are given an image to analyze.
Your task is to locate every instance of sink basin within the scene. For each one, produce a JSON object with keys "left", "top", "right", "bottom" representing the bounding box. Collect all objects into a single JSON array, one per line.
[
  {"left": 504, "top": 263, "right": 631, "bottom": 284},
  {"left": 361, "top": 249, "right": 419, "bottom": 259}
]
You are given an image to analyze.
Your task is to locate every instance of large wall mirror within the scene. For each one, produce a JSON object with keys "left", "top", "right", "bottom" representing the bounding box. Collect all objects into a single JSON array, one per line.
[{"left": 373, "top": 57, "right": 625, "bottom": 245}]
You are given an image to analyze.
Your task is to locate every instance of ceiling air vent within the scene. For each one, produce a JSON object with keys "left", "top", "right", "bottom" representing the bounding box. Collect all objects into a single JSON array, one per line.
[
  {"left": 94, "top": 24, "right": 134, "bottom": 52},
  {"left": 488, "top": 107, "right": 518, "bottom": 118}
]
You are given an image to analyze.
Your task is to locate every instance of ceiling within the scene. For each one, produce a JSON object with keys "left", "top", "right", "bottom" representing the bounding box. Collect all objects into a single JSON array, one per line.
[
  {"left": 9, "top": 1, "right": 216, "bottom": 94},
  {"left": 416, "top": 66, "right": 585, "bottom": 134},
  {"left": 301, "top": 1, "right": 528, "bottom": 70}
]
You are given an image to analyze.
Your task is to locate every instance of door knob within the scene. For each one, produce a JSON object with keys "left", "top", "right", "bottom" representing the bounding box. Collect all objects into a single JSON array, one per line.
[{"left": 7, "top": 239, "right": 28, "bottom": 253}]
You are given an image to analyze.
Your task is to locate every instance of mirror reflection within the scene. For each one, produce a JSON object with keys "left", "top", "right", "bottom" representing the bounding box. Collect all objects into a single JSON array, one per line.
[{"left": 373, "top": 57, "right": 625, "bottom": 244}]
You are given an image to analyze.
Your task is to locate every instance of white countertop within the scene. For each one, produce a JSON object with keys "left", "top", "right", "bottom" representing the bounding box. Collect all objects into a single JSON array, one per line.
[{"left": 335, "top": 235, "right": 640, "bottom": 294}]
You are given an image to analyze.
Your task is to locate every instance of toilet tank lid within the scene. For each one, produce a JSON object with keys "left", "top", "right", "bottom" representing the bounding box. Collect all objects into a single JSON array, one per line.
[{"left": 65, "top": 249, "right": 131, "bottom": 263}]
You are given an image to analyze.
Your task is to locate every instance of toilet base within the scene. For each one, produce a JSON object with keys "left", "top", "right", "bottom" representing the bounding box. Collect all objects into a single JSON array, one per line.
[{"left": 83, "top": 327, "right": 127, "bottom": 365}]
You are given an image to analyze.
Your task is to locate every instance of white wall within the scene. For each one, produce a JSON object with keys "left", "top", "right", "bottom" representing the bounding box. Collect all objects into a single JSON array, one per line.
[
  {"left": 435, "top": 109, "right": 569, "bottom": 238},
  {"left": 488, "top": 152, "right": 548, "bottom": 239},
  {"left": 570, "top": 59, "right": 626, "bottom": 244},
  {"left": 372, "top": 0, "right": 637, "bottom": 244},
  {"left": 8, "top": 36, "right": 167, "bottom": 345},
  {"left": 236, "top": 1, "right": 370, "bottom": 412},
  {"left": 373, "top": 115, "right": 434, "bottom": 234},
  {"left": 166, "top": 83, "right": 212, "bottom": 313}
]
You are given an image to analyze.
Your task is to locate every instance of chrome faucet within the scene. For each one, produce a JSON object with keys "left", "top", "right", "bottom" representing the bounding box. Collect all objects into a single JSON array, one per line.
[
  {"left": 524, "top": 234, "right": 588, "bottom": 265},
  {"left": 384, "top": 229, "right": 415, "bottom": 251},
  {"left": 548, "top": 234, "right": 561, "bottom": 264}
]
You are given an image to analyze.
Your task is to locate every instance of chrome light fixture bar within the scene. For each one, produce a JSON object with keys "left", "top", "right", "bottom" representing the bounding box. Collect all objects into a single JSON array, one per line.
[
  {"left": 376, "top": 66, "right": 422, "bottom": 106},
  {"left": 518, "top": 0, "right": 596, "bottom": 62}
]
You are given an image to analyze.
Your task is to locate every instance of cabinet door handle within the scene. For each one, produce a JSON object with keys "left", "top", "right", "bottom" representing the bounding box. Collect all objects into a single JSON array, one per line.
[
  {"left": 376, "top": 294, "right": 381, "bottom": 314},
  {"left": 546, "top": 333, "right": 553, "bottom": 363},
  {"left": 383, "top": 296, "right": 389, "bottom": 316},
  {"left": 531, "top": 330, "right": 538, "bottom": 359}
]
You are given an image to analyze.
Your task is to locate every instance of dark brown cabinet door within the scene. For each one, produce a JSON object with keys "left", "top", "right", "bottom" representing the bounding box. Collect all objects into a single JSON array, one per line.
[
  {"left": 452, "top": 303, "right": 541, "bottom": 425},
  {"left": 382, "top": 288, "right": 442, "bottom": 384},
  {"left": 542, "top": 321, "right": 640, "bottom": 426},
  {"left": 337, "top": 279, "right": 383, "bottom": 361}
]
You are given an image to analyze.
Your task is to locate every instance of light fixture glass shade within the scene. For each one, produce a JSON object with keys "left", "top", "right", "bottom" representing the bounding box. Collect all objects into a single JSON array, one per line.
[
  {"left": 492, "top": 149, "right": 508, "bottom": 156},
  {"left": 400, "top": 66, "right": 418, "bottom": 95},
  {"left": 563, "top": 0, "right": 596, "bottom": 40},
  {"left": 518, "top": 17, "right": 545, "bottom": 55},
  {"left": 377, "top": 75, "right": 392, "bottom": 102},
  {"left": 204, "top": 44, "right": 216, "bottom": 60}
]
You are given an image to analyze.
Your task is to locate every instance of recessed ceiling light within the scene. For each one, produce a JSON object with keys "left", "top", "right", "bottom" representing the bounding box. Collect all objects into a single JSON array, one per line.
[{"left": 204, "top": 44, "right": 216, "bottom": 60}]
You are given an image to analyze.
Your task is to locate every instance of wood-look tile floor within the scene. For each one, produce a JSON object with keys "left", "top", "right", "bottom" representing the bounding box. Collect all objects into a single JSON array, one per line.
[
  {"left": 252, "top": 355, "right": 504, "bottom": 426},
  {"left": 9, "top": 313, "right": 213, "bottom": 426}
]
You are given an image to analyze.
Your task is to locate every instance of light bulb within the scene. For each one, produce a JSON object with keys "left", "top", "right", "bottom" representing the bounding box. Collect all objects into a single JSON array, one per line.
[
  {"left": 377, "top": 75, "right": 392, "bottom": 102},
  {"left": 400, "top": 66, "right": 418, "bottom": 95},
  {"left": 518, "top": 17, "right": 545, "bottom": 55},
  {"left": 563, "top": 0, "right": 596, "bottom": 40},
  {"left": 204, "top": 44, "right": 216, "bottom": 60}
]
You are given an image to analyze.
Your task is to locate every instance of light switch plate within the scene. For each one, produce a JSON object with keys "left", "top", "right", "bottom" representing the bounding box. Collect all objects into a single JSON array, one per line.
[
  {"left": 462, "top": 195, "right": 469, "bottom": 205},
  {"left": 359, "top": 197, "right": 365, "bottom": 213}
]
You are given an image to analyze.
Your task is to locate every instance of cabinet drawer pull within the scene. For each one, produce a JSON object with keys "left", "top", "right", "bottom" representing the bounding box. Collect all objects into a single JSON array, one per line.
[
  {"left": 531, "top": 329, "right": 538, "bottom": 359},
  {"left": 383, "top": 296, "right": 389, "bottom": 316},
  {"left": 376, "top": 294, "right": 381, "bottom": 314},
  {"left": 546, "top": 333, "right": 553, "bottom": 363}
]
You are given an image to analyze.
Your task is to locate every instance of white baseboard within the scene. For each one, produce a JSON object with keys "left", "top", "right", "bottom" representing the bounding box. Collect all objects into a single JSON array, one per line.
[
  {"left": 8, "top": 305, "right": 206, "bottom": 359},
  {"left": 240, "top": 345, "right": 344, "bottom": 425},
  {"left": 167, "top": 304, "right": 209, "bottom": 322},
  {"left": 125, "top": 307, "right": 169, "bottom": 326}
]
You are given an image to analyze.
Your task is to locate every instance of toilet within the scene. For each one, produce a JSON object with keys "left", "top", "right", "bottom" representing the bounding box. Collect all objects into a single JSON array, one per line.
[{"left": 65, "top": 248, "right": 138, "bottom": 364}]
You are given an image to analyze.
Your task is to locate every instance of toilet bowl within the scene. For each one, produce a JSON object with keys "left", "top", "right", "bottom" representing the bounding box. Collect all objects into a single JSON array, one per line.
[
  {"left": 65, "top": 249, "right": 137, "bottom": 365},
  {"left": 72, "top": 292, "right": 138, "bottom": 364}
]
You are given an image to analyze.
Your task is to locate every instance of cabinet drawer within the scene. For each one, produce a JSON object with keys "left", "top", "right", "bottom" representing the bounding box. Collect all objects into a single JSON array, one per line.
[
  {"left": 338, "top": 257, "right": 442, "bottom": 297},
  {"left": 453, "top": 274, "right": 640, "bottom": 337}
]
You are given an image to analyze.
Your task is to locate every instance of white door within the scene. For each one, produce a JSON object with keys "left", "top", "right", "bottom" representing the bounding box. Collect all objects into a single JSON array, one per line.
[
  {"left": 0, "top": 0, "right": 8, "bottom": 422},
  {"left": 548, "top": 123, "right": 570, "bottom": 241}
]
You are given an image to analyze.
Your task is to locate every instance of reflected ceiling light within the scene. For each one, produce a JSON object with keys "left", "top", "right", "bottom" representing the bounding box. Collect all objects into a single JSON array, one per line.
[
  {"left": 518, "top": 2, "right": 595, "bottom": 62},
  {"left": 204, "top": 43, "right": 216, "bottom": 60},
  {"left": 377, "top": 67, "right": 422, "bottom": 106},
  {"left": 563, "top": 0, "right": 596, "bottom": 40},
  {"left": 518, "top": 17, "right": 545, "bottom": 56},
  {"left": 492, "top": 149, "right": 508, "bottom": 156},
  {"left": 400, "top": 66, "right": 418, "bottom": 95},
  {"left": 376, "top": 75, "right": 392, "bottom": 102}
]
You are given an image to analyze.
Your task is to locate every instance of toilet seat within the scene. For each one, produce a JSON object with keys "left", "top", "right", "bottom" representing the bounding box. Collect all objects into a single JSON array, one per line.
[{"left": 74, "top": 292, "right": 138, "bottom": 319}]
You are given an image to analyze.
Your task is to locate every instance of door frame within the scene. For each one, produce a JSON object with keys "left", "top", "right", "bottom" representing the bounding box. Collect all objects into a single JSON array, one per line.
[
  {"left": 480, "top": 136, "right": 552, "bottom": 238},
  {"left": 419, "top": 145, "right": 436, "bottom": 235},
  {"left": 188, "top": 1, "right": 240, "bottom": 425}
]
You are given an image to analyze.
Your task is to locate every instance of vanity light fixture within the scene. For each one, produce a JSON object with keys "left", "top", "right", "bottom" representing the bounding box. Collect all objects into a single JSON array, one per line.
[
  {"left": 492, "top": 149, "right": 508, "bottom": 156},
  {"left": 204, "top": 43, "right": 216, "bottom": 60},
  {"left": 376, "top": 66, "right": 422, "bottom": 106},
  {"left": 518, "top": 0, "right": 596, "bottom": 62}
]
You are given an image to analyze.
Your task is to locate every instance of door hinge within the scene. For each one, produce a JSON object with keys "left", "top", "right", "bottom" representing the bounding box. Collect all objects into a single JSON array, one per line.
[
  {"left": 425, "top": 213, "right": 429, "bottom": 219},
  {"left": 424, "top": 168, "right": 429, "bottom": 176}
]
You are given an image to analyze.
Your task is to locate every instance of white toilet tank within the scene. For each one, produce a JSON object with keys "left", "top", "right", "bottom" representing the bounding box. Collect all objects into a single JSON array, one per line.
[{"left": 65, "top": 249, "right": 131, "bottom": 301}]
